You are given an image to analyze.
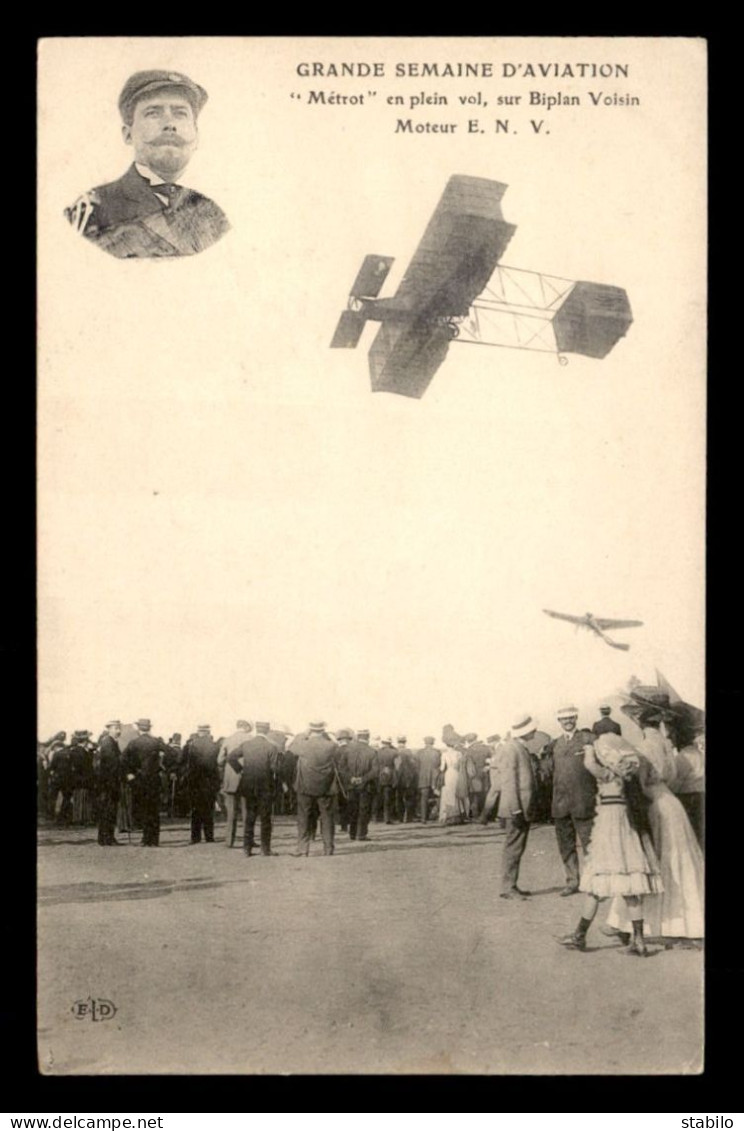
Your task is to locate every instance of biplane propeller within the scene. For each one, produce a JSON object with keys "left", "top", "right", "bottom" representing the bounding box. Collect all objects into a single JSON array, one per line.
[
  {"left": 331, "top": 175, "right": 632, "bottom": 398},
  {"left": 543, "top": 609, "right": 643, "bottom": 651}
]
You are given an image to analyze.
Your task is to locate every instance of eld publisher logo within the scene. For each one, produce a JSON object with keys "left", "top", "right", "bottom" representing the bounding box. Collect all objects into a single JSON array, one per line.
[{"left": 71, "top": 996, "right": 117, "bottom": 1021}]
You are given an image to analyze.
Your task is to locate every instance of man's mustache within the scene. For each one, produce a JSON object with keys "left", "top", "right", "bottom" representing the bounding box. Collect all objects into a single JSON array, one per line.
[{"left": 150, "top": 134, "right": 189, "bottom": 147}]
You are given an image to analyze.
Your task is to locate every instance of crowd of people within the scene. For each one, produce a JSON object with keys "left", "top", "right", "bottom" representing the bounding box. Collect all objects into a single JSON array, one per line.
[{"left": 38, "top": 683, "right": 704, "bottom": 953}]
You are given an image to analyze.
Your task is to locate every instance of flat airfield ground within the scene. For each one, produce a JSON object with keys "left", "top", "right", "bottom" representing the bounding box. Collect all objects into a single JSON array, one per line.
[{"left": 38, "top": 816, "right": 703, "bottom": 1075}]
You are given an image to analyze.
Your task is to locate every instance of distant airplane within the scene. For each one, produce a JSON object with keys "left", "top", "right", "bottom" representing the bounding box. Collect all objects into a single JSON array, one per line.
[
  {"left": 331, "top": 174, "right": 632, "bottom": 398},
  {"left": 543, "top": 609, "right": 643, "bottom": 651}
]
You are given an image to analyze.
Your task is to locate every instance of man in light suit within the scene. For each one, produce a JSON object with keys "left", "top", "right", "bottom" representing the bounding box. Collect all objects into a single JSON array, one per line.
[
  {"left": 499, "top": 715, "right": 538, "bottom": 900},
  {"left": 65, "top": 70, "right": 230, "bottom": 258},
  {"left": 218, "top": 720, "right": 252, "bottom": 847}
]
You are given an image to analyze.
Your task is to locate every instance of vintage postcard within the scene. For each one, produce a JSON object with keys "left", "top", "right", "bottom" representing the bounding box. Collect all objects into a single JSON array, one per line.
[{"left": 37, "top": 37, "right": 706, "bottom": 1075}]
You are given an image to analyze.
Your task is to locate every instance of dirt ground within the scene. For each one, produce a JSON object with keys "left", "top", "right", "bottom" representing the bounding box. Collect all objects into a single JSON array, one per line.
[{"left": 37, "top": 815, "right": 703, "bottom": 1075}]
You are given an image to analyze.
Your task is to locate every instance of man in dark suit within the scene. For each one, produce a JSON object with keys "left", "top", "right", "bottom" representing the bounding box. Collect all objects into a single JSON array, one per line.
[
  {"left": 228, "top": 722, "right": 279, "bottom": 857},
  {"left": 65, "top": 70, "right": 229, "bottom": 258},
  {"left": 415, "top": 736, "right": 441, "bottom": 823},
  {"left": 592, "top": 703, "right": 622, "bottom": 737},
  {"left": 183, "top": 724, "right": 221, "bottom": 843},
  {"left": 394, "top": 737, "right": 418, "bottom": 823},
  {"left": 289, "top": 722, "right": 339, "bottom": 856},
  {"left": 377, "top": 738, "right": 398, "bottom": 823},
  {"left": 126, "top": 718, "right": 170, "bottom": 846},
  {"left": 96, "top": 720, "right": 123, "bottom": 846},
  {"left": 464, "top": 733, "right": 492, "bottom": 820},
  {"left": 49, "top": 737, "right": 74, "bottom": 826},
  {"left": 548, "top": 705, "right": 597, "bottom": 896},
  {"left": 499, "top": 715, "right": 538, "bottom": 900},
  {"left": 338, "top": 728, "right": 378, "bottom": 841}
]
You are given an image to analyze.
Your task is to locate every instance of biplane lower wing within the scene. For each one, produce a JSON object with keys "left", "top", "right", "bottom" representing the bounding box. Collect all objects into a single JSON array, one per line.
[
  {"left": 595, "top": 617, "right": 644, "bottom": 630},
  {"left": 368, "top": 318, "right": 453, "bottom": 398},
  {"left": 367, "top": 177, "right": 516, "bottom": 397}
]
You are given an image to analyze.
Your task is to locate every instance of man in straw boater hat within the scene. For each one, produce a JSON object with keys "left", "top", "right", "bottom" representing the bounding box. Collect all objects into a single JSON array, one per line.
[
  {"left": 65, "top": 69, "right": 230, "bottom": 258},
  {"left": 498, "top": 714, "right": 539, "bottom": 900},
  {"left": 217, "top": 720, "right": 253, "bottom": 848},
  {"left": 288, "top": 721, "right": 340, "bottom": 857},
  {"left": 548, "top": 705, "right": 597, "bottom": 897}
]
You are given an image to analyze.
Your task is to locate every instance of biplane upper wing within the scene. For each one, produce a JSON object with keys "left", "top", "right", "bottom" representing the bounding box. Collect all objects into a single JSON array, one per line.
[
  {"left": 368, "top": 175, "right": 517, "bottom": 397},
  {"left": 594, "top": 618, "right": 644, "bottom": 630},
  {"left": 542, "top": 609, "right": 586, "bottom": 625}
]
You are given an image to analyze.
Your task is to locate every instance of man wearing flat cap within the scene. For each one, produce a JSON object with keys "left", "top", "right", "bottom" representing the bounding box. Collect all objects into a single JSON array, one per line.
[{"left": 65, "top": 70, "right": 230, "bottom": 258}]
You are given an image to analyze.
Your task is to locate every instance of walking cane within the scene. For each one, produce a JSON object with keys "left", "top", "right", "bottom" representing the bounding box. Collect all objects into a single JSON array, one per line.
[
  {"left": 332, "top": 763, "right": 348, "bottom": 802},
  {"left": 123, "top": 783, "right": 132, "bottom": 845}
]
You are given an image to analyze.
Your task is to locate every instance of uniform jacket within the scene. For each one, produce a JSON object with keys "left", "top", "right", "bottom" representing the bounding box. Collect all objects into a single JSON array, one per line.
[
  {"left": 228, "top": 735, "right": 278, "bottom": 794},
  {"left": 183, "top": 734, "right": 221, "bottom": 786},
  {"left": 126, "top": 733, "right": 170, "bottom": 788},
  {"left": 592, "top": 717, "right": 622, "bottom": 737},
  {"left": 49, "top": 745, "right": 73, "bottom": 789},
  {"left": 466, "top": 742, "right": 491, "bottom": 789},
  {"left": 341, "top": 740, "right": 379, "bottom": 788},
  {"left": 395, "top": 747, "right": 418, "bottom": 789},
  {"left": 549, "top": 728, "right": 597, "bottom": 819},
  {"left": 498, "top": 737, "right": 537, "bottom": 820},
  {"left": 65, "top": 164, "right": 230, "bottom": 258},
  {"left": 96, "top": 734, "right": 121, "bottom": 790},
  {"left": 415, "top": 745, "right": 441, "bottom": 789},
  {"left": 377, "top": 746, "right": 398, "bottom": 787},
  {"left": 289, "top": 733, "right": 339, "bottom": 796}
]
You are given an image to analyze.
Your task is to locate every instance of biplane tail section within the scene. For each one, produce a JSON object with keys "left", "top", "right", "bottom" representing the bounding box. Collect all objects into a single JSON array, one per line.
[
  {"left": 330, "top": 309, "right": 367, "bottom": 349},
  {"left": 552, "top": 282, "right": 633, "bottom": 359},
  {"left": 330, "top": 255, "right": 395, "bottom": 349}
]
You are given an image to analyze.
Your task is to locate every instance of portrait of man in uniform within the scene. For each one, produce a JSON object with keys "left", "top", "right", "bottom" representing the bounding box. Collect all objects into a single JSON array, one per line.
[{"left": 64, "top": 69, "right": 230, "bottom": 258}]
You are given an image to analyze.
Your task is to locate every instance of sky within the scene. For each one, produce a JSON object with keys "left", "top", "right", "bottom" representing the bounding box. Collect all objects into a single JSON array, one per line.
[{"left": 37, "top": 37, "right": 706, "bottom": 742}]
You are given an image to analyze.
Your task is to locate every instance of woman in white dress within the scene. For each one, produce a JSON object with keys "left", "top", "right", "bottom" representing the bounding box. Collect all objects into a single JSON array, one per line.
[
  {"left": 558, "top": 733, "right": 663, "bottom": 956},
  {"left": 438, "top": 730, "right": 468, "bottom": 825},
  {"left": 605, "top": 706, "right": 704, "bottom": 944}
]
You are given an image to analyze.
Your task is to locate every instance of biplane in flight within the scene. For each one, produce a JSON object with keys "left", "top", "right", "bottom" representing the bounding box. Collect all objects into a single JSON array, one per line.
[
  {"left": 331, "top": 175, "right": 632, "bottom": 398},
  {"left": 543, "top": 609, "right": 644, "bottom": 651}
]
